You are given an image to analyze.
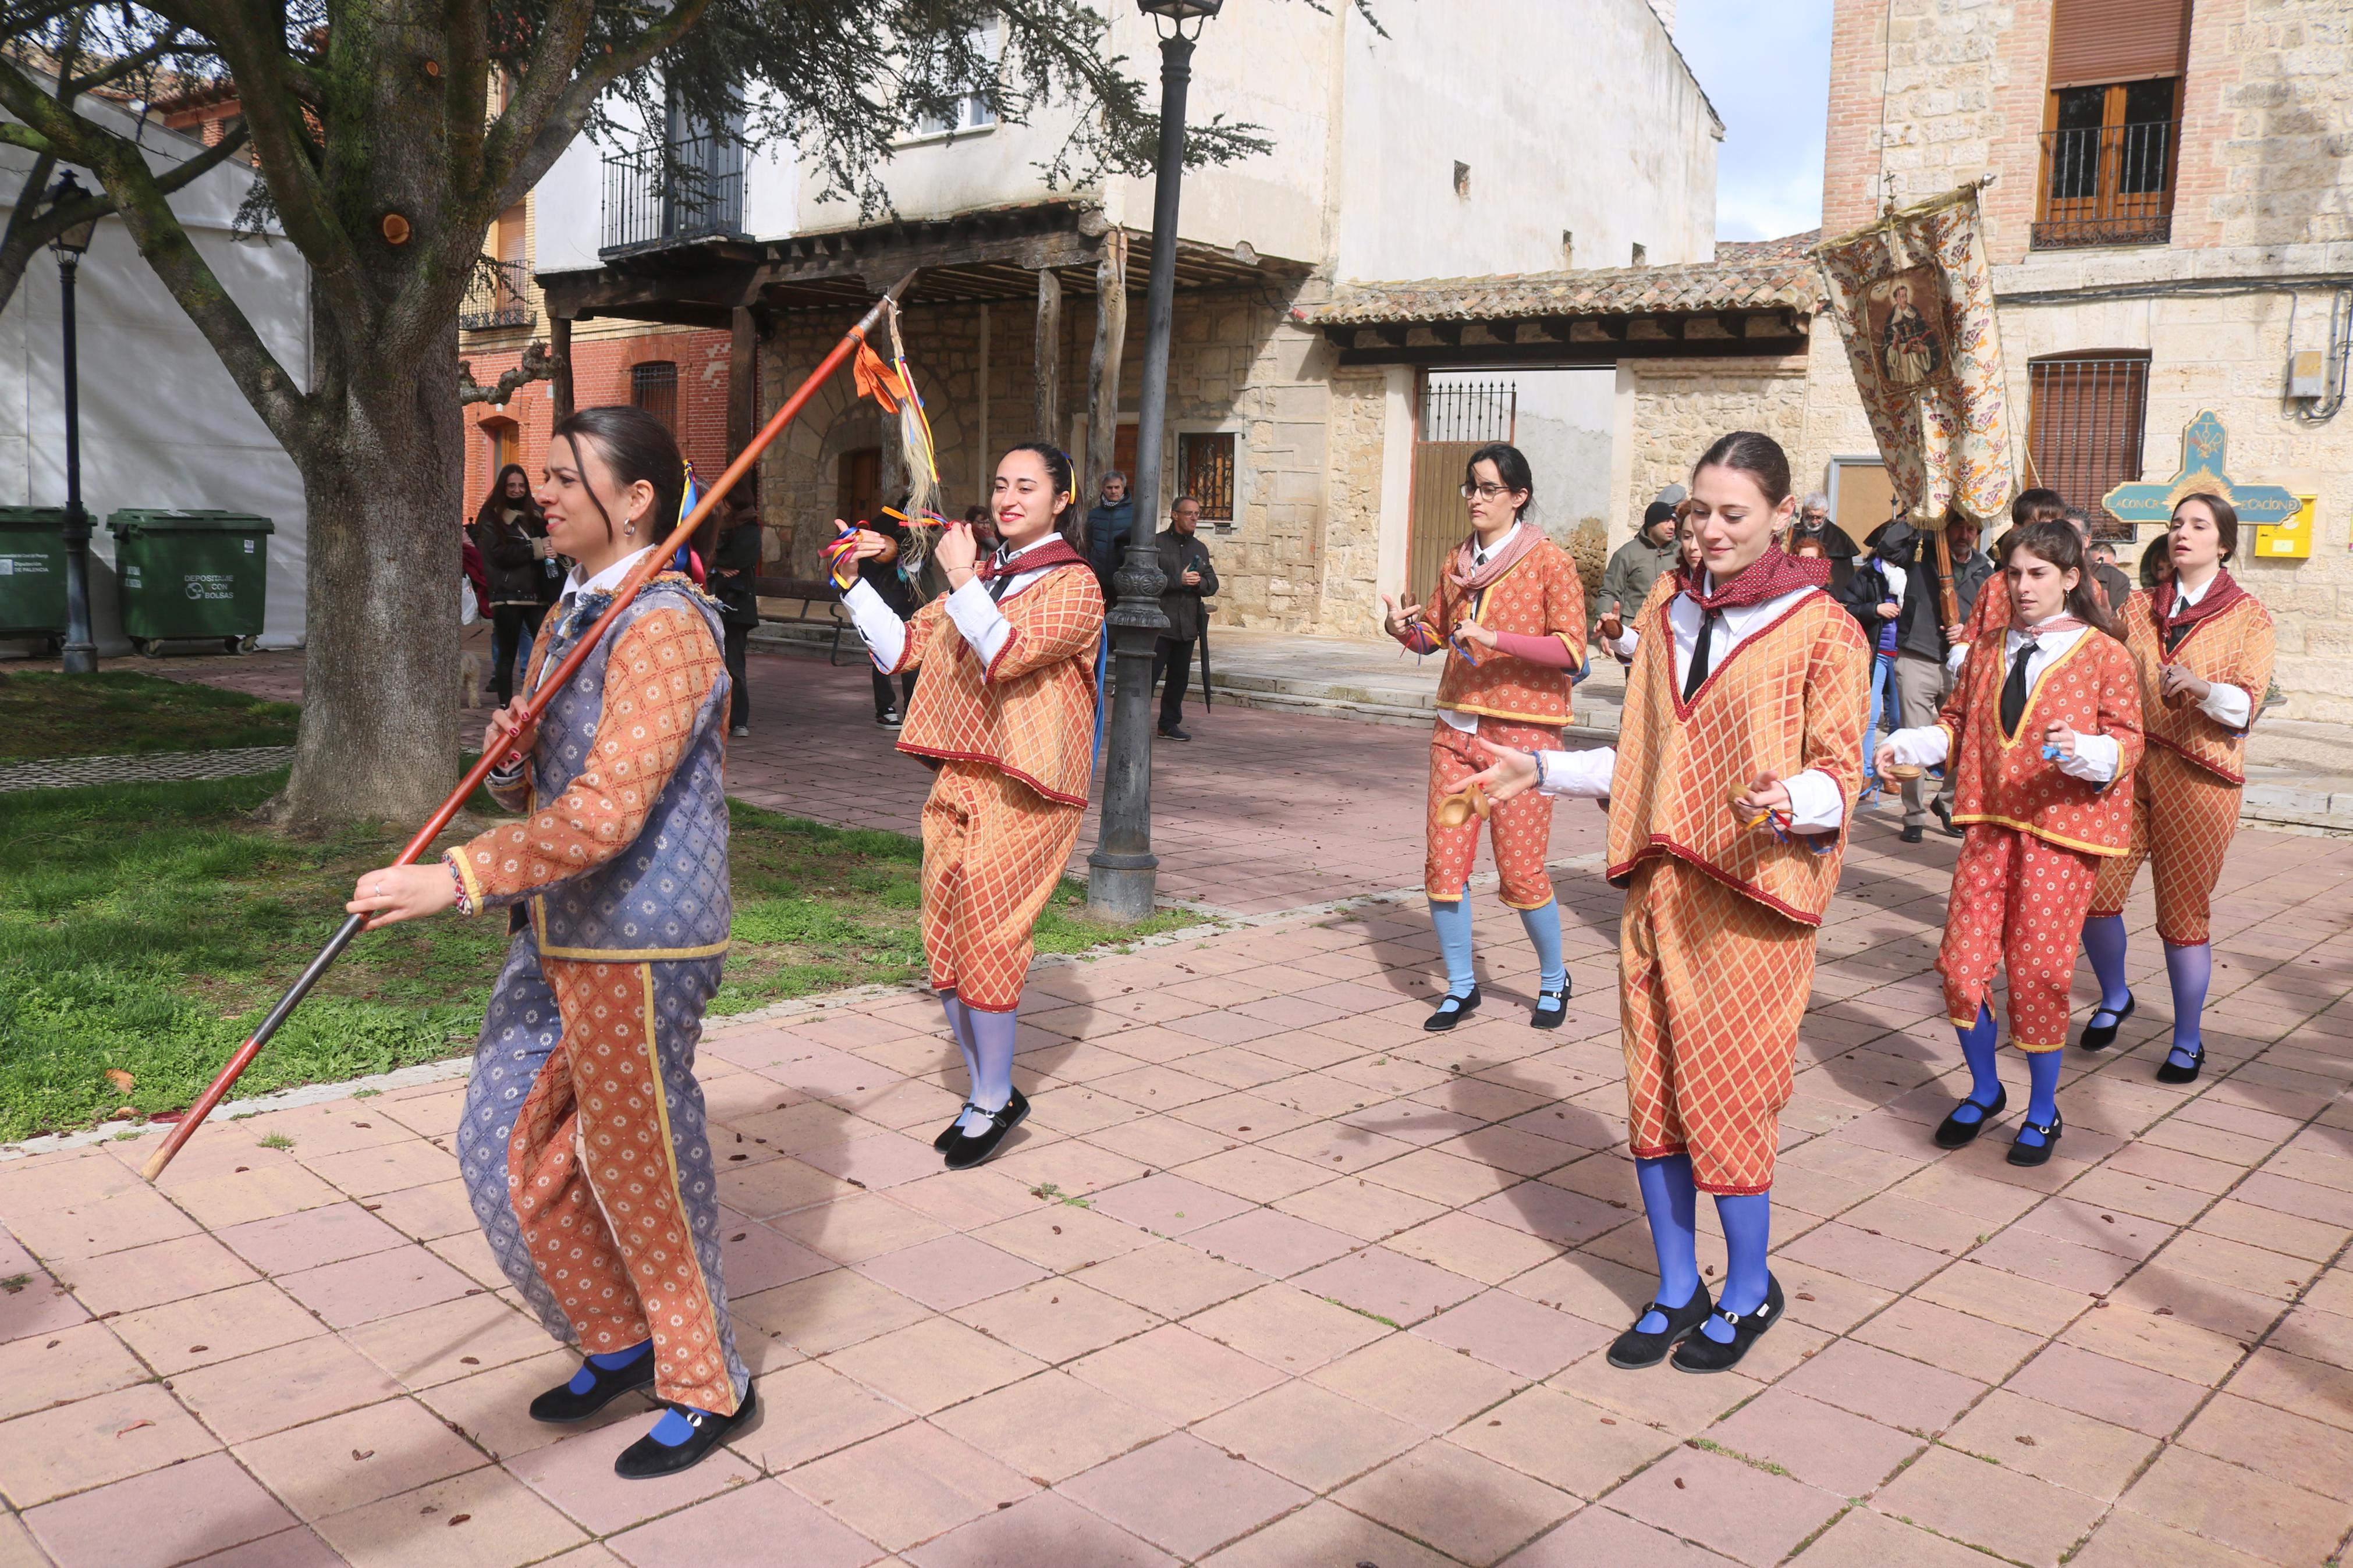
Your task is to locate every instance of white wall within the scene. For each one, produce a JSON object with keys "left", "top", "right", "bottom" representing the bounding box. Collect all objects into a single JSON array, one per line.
[
  {"left": 535, "top": 86, "right": 798, "bottom": 275},
  {"left": 0, "top": 99, "right": 311, "bottom": 654},
  {"left": 1332, "top": 0, "right": 1720, "bottom": 280}
]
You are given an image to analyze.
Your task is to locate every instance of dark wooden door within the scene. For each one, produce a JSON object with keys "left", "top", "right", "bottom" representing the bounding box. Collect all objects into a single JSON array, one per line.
[{"left": 837, "top": 447, "right": 881, "bottom": 526}]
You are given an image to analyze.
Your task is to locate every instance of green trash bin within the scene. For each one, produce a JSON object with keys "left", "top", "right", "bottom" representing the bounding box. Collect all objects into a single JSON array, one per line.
[
  {"left": 108, "top": 510, "right": 275, "bottom": 656},
  {"left": 0, "top": 507, "right": 68, "bottom": 652}
]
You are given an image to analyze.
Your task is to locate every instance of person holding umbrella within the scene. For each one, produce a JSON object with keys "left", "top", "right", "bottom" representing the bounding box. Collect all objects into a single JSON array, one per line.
[{"left": 1153, "top": 495, "right": 1219, "bottom": 741}]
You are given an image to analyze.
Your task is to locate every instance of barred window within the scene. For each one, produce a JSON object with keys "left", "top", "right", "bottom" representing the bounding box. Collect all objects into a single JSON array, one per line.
[
  {"left": 1179, "top": 432, "right": 1237, "bottom": 524},
  {"left": 631, "top": 361, "right": 678, "bottom": 432},
  {"left": 2027, "top": 352, "right": 2149, "bottom": 539}
]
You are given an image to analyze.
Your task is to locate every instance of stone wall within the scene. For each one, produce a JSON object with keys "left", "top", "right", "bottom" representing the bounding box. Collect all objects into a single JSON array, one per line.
[{"left": 1619, "top": 356, "right": 1813, "bottom": 544}]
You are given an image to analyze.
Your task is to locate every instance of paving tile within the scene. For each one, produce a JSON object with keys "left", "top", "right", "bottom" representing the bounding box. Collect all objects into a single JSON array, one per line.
[
  {"left": 1189, "top": 1379, "right": 1422, "bottom": 1492},
  {"left": 20, "top": 1448, "right": 296, "bottom": 1568},
  {"left": 605, "top": 1477, "right": 884, "bottom": 1567},
  {"left": 53, "top": 1233, "right": 260, "bottom": 1317},
  {"left": 1608, "top": 1445, "right": 1846, "bottom": 1567},
  {"left": 1068, "top": 1242, "right": 1260, "bottom": 1318},
  {"left": 930, "top": 1369, "right": 1169, "bottom": 1484},
  {"left": 1385, "top": 1211, "right": 1563, "bottom": 1285},
  {"left": 109, "top": 1279, "right": 326, "bottom": 1376},
  {"left": 342, "top": 1290, "right": 567, "bottom": 1392},
  {"left": 1085, "top": 1173, "right": 1254, "bottom": 1238},
  {"left": 733, "top": 1270, "right": 930, "bottom": 1356},
  {"left": 1784, "top": 1507, "right": 2007, "bottom": 1568},
  {"left": 1191, "top": 1498, "right": 1458, "bottom": 1568},
  {"left": 1776, "top": 1337, "right": 1988, "bottom": 1434},
  {"left": 0, "top": 1320, "right": 149, "bottom": 1423},
  {"left": 1183, "top": 1207, "right": 1358, "bottom": 1277},
  {"left": 310, "top": 1462, "right": 589, "bottom": 1568},
  {"left": 1700, "top": 1387, "right": 1924, "bottom": 1497},
  {"left": 363, "top": 1177, "right": 482, "bottom": 1243},
  {"left": 782, "top": 1422, "right": 1032, "bottom": 1553},
  {"left": 905, "top": 1489, "right": 1174, "bottom": 1568},
  {"left": 1412, "top": 1288, "right": 1612, "bottom": 1379},
  {"left": 773, "top": 1194, "right": 953, "bottom": 1266},
  {"left": 1337, "top": 1438, "right": 1576, "bottom": 1566},
  {"left": 1067, "top": 1324, "right": 1284, "bottom": 1425},
  {"left": 1849, "top": 1294, "right": 2044, "bottom": 1381},
  {"left": 2004, "top": 1342, "right": 2206, "bottom": 1437},
  {"left": 235, "top": 1396, "right": 491, "bottom": 1519},
  {"left": 853, "top": 1235, "right": 1048, "bottom": 1314},
  {"left": 2064, "top": 1505, "right": 2281, "bottom": 1568},
  {"left": 1059, "top": 1432, "right": 1308, "bottom": 1560},
  {"left": 0, "top": 1382, "right": 220, "bottom": 1507},
  {"left": 822, "top": 1318, "right": 1044, "bottom": 1415},
  {"left": 216, "top": 1202, "right": 410, "bottom": 1277},
  {"left": 275, "top": 1245, "right": 477, "bottom": 1329},
  {"left": 1497, "top": 1505, "right": 1743, "bottom": 1568},
  {"left": 1451, "top": 1384, "right": 1679, "bottom": 1498},
  {"left": 2118, "top": 1442, "right": 2353, "bottom": 1567},
  {"left": 180, "top": 1526, "right": 347, "bottom": 1568},
  {"left": 505, "top": 1412, "right": 760, "bottom": 1535},
  {"left": 1185, "top": 1283, "right": 1390, "bottom": 1373},
  {"left": 170, "top": 1332, "right": 404, "bottom": 1444},
  {"left": 950, "top": 1278, "right": 1156, "bottom": 1365},
  {"left": 2178, "top": 1390, "right": 2353, "bottom": 1502},
  {"left": 1937, "top": 1388, "right": 2160, "bottom": 1501},
  {"left": 1914, "top": 1258, "right": 2096, "bottom": 1335},
  {"left": 963, "top": 1205, "right": 1147, "bottom": 1274},
  {"left": 1310, "top": 1331, "right": 1524, "bottom": 1431},
  {"left": 1874, "top": 1442, "right": 2106, "bottom": 1567},
  {"left": 417, "top": 1350, "right": 645, "bottom": 1462},
  {"left": 1291, "top": 1245, "right": 1482, "bottom": 1327},
  {"left": 1546, "top": 1347, "right": 1761, "bottom": 1437}
]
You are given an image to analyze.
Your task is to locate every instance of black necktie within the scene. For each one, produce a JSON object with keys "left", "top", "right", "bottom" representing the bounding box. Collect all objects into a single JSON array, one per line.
[
  {"left": 986, "top": 549, "right": 1014, "bottom": 603},
  {"left": 2000, "top": 637, "right": 2038, "bottom": 735},
  {"left": 1683, "top": 609, "right": 1721, "bottom": 702}
]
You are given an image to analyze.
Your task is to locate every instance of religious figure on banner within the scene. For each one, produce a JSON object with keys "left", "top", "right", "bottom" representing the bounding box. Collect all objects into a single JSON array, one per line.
[{"left": 1879, "top": 280, "right": 1946, "bottom": 386}]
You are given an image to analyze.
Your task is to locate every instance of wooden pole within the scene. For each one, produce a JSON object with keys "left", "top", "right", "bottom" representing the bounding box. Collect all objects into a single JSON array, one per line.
[
  {"left": 1034, "top": 268, "right": 1063, "bottom": 447},
  {"left": 1933, "top": 525, "right": 1960, "bottom": 630},
  {"left": 1084, "top": 229, "right": 1129, "bottom": 493}
]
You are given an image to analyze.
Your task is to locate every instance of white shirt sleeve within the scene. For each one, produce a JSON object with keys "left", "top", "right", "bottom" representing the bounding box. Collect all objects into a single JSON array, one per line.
[
  {"left": 842, "top": 578, "right": 907, "bottom": 671},
  {"left": 1886, "top": 725, "right": 1950, "bottom": 768},
  {"left": 944, "top": 576, "right": 1014, "bottom": 667},
  {"left": 2198, "top": 680, "right": 2252, "bottom": 730},
  {"left": 1780, "top": 770, "right": 1847, "bottom": 833},
  {"left": 1945, "top": 641, "right": 1970, "bottom": 677},
  {"left": 1536, "top": 747, "right": 1614, "bottom": 798},
  {"left": 2060, "top": 733, "right": 2120, "bottom": 785},
  {"left": 1605, "top": 625, "right": 1639, "bottom": 662}
]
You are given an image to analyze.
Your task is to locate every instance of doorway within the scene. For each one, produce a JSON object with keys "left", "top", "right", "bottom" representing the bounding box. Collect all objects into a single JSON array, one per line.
[{"left": 837, "top": 446, "right": 882, "bottom": 527}]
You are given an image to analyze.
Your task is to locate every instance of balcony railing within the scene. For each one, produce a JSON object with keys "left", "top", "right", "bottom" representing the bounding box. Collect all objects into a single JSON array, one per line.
[
  {"left": 460, "top": 257, "right": 534, "bottom": 332},
  {"left": 2033, "top": 119, "right": 2178, "bottom": 250},
  {"left": 601, "top": 136, "right": 746, "bottom": 255}
]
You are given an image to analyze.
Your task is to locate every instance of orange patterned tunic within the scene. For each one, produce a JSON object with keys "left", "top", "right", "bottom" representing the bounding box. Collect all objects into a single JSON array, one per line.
[
  {"left": 2115, "top": 588, "right": 2273, "bottom": 785},
  {"left": 886, "top": 563, "right": 1106, "bottom": 807},
  {"left": 1607, "top": 576, "right": 1871, "bottom": 926},
  {"left": 1935, "top": 628, "right": 2143, "bottom": 855},
  {"left": 1415, "top": 535, "right": 1588, "bottom": 726}
]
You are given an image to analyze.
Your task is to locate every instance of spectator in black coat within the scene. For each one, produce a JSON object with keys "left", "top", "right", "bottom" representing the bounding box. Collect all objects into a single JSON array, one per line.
[
  {"left": 1085, "top": 471, "right": 1134, "bottom": 587},
  {"left": 469, "top": 464, "right": 560, "bottom": 704},
  {"left": 1151, "top": 496, "right": 1219, "bottom": 740},
  {"left": 710, "top": 498, "right": 762, "bottom": 737},
  {"left": 857, "top": 507, "right": 920, "bottom": 727}
]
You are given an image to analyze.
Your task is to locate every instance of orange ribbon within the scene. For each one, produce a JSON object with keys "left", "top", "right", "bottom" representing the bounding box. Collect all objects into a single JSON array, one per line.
[{"left": 853, "top": 339, "right": 907, "bottom": 413}]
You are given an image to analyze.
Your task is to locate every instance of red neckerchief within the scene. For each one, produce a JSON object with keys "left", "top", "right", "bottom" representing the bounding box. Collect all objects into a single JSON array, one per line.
[
  {"left": 975, "top": 536, "right": 1089, "bottom": 584},
  {"left": 1676, "top": 545, "right": 1829, "bottom": 611},
  {"left": 1443, "top": 523, "right": 1542, "bottom": 595},
  {"left": 2151, "top": 568, "right": 2248, "bottom": 646}
]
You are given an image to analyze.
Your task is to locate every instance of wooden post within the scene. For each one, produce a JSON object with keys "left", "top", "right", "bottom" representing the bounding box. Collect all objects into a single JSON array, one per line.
[
  {"left": 549, "top": 315, "right": 574, "bottom": 419},
  {"left": 1933, "top": 525, "right": 1960, "bottom": 630},
  {"left": 1034, "top": 268, "right": 1062, "bottom": 447},
  {"left": 727, "top": 306, "right": 759, "bottom": 463},
  {"left": 1085, "top": 229, "right": 1129, "bottom": 494}
]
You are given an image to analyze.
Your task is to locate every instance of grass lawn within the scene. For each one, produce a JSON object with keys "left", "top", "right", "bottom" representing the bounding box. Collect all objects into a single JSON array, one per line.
[
  {"left": 0, "top": 772, "right": 1192, "bottom": 1141},
  {"left": 0, "top": 670, "right": 301, "bottom": 760}
]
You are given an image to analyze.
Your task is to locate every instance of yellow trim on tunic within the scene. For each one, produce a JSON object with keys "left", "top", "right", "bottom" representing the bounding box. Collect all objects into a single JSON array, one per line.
[
  {"left": 449, "top": 851, "right": 487, "bottom": 914},
  {"left": 1996, "top": 631, "right": 2093, "bottom": 749},
  {"left": 635, "top": 962, "right": 740, "bottom": 1417},
  {"left": 1439, "top": 701, "right": 1574, "bottom": 727},
  {"left": 1949, "top": 814, "right": 2128, "bottom": 858},
  {"left": 530, "top": 897, "right": 733, "bottom": 961}
]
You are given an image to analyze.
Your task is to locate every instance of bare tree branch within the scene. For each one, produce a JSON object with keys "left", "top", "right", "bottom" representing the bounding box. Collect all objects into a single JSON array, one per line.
[{"left": 458, "top": 337, "right": 563, "bottom": 405}]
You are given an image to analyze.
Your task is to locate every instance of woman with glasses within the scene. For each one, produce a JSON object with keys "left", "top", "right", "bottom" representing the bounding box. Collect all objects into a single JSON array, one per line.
[{"left": 1380, "top": 443, "right": 1586, "bottom": 1032}]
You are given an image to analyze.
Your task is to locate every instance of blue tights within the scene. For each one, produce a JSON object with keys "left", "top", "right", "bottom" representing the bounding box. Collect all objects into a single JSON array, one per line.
[
  {"left": 1947, "top": 1003, "right": 2061, "bottom": 1146},
  {"left": 1430, "top": 897, "right": 1475, "bottom": 999},
  {"left": 2081, "top": 915, "right": 2207, "bottom": 1069},
  {"left": 1632, "top": 1155, "right": 1773, "bottom": 1345},
  {"left": 1519, "top": 899, "right": 1566, "bottom": 994},
  {"left": 568, "top": 1342, "right": 719, "bottom": 1446}
]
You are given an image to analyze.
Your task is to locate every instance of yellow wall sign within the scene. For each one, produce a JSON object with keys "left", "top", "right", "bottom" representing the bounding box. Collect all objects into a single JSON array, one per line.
[{"left": 2254, "top": 494, "right": 2317, "bottom": 560}]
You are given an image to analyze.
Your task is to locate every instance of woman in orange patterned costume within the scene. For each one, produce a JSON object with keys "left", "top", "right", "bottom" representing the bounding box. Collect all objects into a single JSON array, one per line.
[
  {"left": 839, "top": 443, "right": 1105, "bottom": 1169},
  {"left": 2078, "top": 494, "right": 2272, "bottom": 1083},
  {"left": 1881, "top": 520, "right": 2142, "bottom": 1167},
  {"left": 347, "top": 407, "right": 754, "bottom": 1478},
  {"left": 1471, "top": 431, "right": 1868, "bottom": 1374},
  {"left": 1380, "top": 443, "right": 1587, "bottom": 1032}
]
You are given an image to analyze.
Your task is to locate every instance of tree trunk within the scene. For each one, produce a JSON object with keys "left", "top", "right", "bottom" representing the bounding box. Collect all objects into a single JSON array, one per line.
[{"left": 276, "top": 340, "right": 466, "bottom": 831}]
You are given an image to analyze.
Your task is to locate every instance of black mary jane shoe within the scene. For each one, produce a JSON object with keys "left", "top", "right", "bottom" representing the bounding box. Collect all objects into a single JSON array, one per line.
[
  {"left": 2077, "top": 994, "right": 2135, "bottom": 1051},
  {"left": 614, "top": 1386, "right": 761, "bottom": 1480},
  {"left": 933, "top": 1103, "right": 979, "bottom": 1152},
  {"left": 1605, "top": 1284, "right": 1715, "bottom": 1370},
  {"left": 1530, "top": 986, "right": 1569, "bottom": 1029},
  {"left": 1672, "top": 1276, "right": 1785, "bottom": 1374},
  {"left": 2155, "top": 1043, "right": 2206, "bottom": 1086},
  {"left": 2007, "top": 1112, "right": 2063, "bottom": 1168},
  {"left": 943, "top": 1088, "right": 1031, "bottom": 1171},
  {"left": 528, "top": 1352, "right": 656, "bottom": 1424},
  {"left": 1933, "top": 1087, "right": 2007, "bottom": 1150},
  {"left": 1423, "top": 987, "right": 1482, "bottom": 1033}
]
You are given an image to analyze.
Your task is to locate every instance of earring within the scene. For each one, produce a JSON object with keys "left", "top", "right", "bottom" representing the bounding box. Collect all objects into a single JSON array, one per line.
[{"left": 624, "top": 522, "right": 636, "bottom": 536}]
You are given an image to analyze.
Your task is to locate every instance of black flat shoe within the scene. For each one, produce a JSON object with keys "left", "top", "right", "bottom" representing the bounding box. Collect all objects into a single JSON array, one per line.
[
  {"left": 1530, "top": 987, "right": 1568, "bottom": 1029},
  {"left": 944, "top": 1088, "right": 1030, "bottom": 1171},
  {"left": 614, "top": 1386, "right": 760, "bottom": 1480},
  {"left": 1672, "top": 1276, "right": 1784, "bottom": 1374},
  {"left": 1424, "top": 987, "right": 1481, "bottom": 1033},
  {"left": 529, "top": 1351, "right": 656, "bottom": 1423},
  {"left": 1900, "top": 825, "right": 1925, "bottom": 844},
  {"left": 1606, "top": 1284, "right": 1714, "bottom": 1370},
  {"left": 1933, "top": 1087, "right": 2007, "bottom": 1149},
  {"left": 933, "top": 1103, "right": 978, "bottom": 1152},
  {"left": 2078, "top": 993, "right": 2134, "bottom": 1051},
  {"left": 2007, "top": 1112, "right": 2063, "bottom": 1167},
  {"left": 2156, "top": 1043, "right": 2205, "bottom": 1085},
  {"left": 1931, "top": 798, "right": 1962, "bottom": 838},
  {"left": 1158, "top": 725, "right": 1191, "bottom": 742}
]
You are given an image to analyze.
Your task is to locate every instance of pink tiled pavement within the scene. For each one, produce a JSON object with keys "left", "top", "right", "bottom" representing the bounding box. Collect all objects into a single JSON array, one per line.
[{"left": 3, "top": 652, "right": 2352, "bottom": 1564}]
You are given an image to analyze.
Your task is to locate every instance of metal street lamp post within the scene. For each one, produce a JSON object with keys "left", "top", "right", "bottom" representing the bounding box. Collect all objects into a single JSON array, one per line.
[
  {"left": 1088, "top": 0, "right": 1222, "bottom": 921},
  {"left": 49, "top": 172, "right": 101, "bottom": 675}
]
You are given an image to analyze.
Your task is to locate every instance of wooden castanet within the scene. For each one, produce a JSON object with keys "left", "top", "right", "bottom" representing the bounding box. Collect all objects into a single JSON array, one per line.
[
  {"left": 1881, "top": 761, "right": 1923, "bottom": 782},
  {"left": 1436, "top": 781, "right": 1492, "bottom": 827}
]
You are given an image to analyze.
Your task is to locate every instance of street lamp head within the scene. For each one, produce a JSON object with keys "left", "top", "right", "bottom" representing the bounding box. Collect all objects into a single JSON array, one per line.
[
  {"left": 47, "top": 171, "right": 100, "bottom": 258},
  {"left": 1136, "top": 0, "right": 1222, "bottom": 36}
]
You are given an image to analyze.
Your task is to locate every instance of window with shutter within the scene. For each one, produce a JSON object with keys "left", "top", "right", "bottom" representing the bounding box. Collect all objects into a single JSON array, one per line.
[
  {"left": 1178, "top": 433, "right": 1237, "bottom": 525},
  {"left": 2027, "top": 353, "right": 2150, "bottom": 541},
  {"left": 2035, "top": 1, "right": 2188, "bottom": 248},
  {"left": 631, "top": 361, "right": 679, "bottom": 432}
]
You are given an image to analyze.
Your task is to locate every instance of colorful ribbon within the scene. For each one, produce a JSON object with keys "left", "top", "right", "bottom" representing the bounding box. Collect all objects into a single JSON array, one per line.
[{"left": 819, "top": 522, "right": 861, "bottom": 592}]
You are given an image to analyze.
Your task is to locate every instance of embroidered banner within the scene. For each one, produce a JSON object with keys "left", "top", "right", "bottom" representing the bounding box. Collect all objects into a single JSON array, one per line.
[{"left": 1817, "top": 184, "right": 2015, "bottom": 530}]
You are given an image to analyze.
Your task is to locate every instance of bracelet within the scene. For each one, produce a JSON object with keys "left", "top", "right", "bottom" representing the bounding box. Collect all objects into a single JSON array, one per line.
[
  {"left": 444, "top": 855, "right": 477, "bottom": 918},
  {"left": 1533, "top": 751, "right": 1549, "bottom": 793}
]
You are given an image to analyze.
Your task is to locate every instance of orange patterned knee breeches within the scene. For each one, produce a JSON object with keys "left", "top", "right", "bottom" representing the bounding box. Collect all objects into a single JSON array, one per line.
[
  {"left": 1426, "top": 717, "right": 1561, "bottom": 909},
  {"left": 1938, "top": 824, "right": 2101, "bottom": 1053},
  {"left": 921, "top": 760, "right": 1087, "bottom": 1013},
  {"left": 1620, "top": 857, "right": 1816, "bottom": 1196},
  {"left": 2088, "top": 748, "right": 2240, "bottom": 947}
]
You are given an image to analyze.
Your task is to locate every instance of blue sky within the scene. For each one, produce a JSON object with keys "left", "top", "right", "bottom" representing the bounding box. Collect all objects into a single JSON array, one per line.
[{"left": 1673, "top": 0, "right": 1834, "bottom": 241}]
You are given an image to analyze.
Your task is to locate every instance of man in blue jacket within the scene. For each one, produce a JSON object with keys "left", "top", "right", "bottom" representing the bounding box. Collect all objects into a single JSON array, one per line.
[{"left": 1085, "top": 470, "right": 1133, "bottom": 588}]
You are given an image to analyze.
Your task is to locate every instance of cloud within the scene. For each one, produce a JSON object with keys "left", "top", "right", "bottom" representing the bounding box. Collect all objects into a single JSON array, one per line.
[{"left": 1674, "top": 0, "right": 1833, "bottom": 241}]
